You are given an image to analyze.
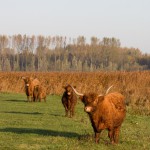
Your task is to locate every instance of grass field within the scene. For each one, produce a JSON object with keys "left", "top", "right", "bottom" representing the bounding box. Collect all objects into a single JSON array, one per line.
[{"left": 0, "top": 93, "right": 150, "bottom": 150}]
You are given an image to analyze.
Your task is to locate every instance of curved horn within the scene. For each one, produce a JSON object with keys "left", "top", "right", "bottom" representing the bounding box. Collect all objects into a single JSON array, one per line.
[
  {"left": 105, "top": 85, "right": 113, "bottom": 95},
  {"left": 70, "top": 85, "right": 84, "bottom": 96},
  {"left": 98, "top": 85, "right": 113, "bottom": 97},
  {"left": 22, "top": 76, "right": 26, "bottom": 79},
  {"left": 98, "top": 94, "right": 103, "bottom": 97}
]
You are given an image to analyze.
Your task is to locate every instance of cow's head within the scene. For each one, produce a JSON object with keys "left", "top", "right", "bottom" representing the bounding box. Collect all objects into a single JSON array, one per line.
[
  {"left": 81, "top": 93, "right": 104, "bottom": 113},
  {"left": 63, "top": 84, "right": 76, "bottom": 96},
  {"left": 70, "top": 85, "right": 113, "bottom": 113},
  {"left": 22, "top": 76, "right": 34, "bottom": 88}
]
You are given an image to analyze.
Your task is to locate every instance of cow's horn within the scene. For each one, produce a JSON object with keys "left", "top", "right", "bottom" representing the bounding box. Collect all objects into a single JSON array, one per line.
[
  {"left": 98, "top": 94, "right": 103, "bottom": 97},
  {"left": 105, "top": 85, "right": 113, "bottom": 94},
  {"left": 70, "top": 85, "right": 84, "bottom": 96},
  {"left": 98, "top": 85, "right": 113, "bottom": 97}
]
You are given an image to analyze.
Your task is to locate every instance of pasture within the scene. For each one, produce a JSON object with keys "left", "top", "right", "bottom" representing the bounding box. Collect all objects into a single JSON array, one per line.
[{"left": 0, "top": 92, "right": 150, "bottom": 150}]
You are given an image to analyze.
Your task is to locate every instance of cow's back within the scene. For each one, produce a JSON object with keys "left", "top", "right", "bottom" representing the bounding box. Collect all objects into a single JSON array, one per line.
[
  {"left": 105, "top": 92, "right": 126, "bottom": 111},
  {"left": 32, "top": 78, "right": 41, "bottom": 86},
  {"left": 103, "top": 92, "right": 126, "bottom": 127},
  {"left": 29, "top": 79, "right": 40, "bottom": 92}
]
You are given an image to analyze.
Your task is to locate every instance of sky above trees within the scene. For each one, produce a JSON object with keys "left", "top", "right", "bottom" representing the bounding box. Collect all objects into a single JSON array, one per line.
[{"left": 0, "top": 0, "right": 150, "bottom": 54}]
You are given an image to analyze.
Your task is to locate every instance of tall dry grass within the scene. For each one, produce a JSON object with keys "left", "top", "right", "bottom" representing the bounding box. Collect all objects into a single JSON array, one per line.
[{"left": 0, "top": 71, "right": 150, "bottom": 115}]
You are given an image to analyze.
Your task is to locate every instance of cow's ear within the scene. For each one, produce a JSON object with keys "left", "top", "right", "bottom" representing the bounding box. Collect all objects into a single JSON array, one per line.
[
  {"left": 94, "top": 96, "right": 104, "bottom": 105},
  {"left": 98, "top": 95, "right": 104, "bottom": 102},
  {"left": 22, "top": 77, "right": 26, "bottom": 81}
]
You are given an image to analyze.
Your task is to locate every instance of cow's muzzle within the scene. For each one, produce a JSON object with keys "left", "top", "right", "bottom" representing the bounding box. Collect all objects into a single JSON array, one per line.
[
  {"left": 67, "top": 92, "right": 71, "bottom": 95},
  {"left": 84, "top": 106, "right": 92, "bottom": 113}
]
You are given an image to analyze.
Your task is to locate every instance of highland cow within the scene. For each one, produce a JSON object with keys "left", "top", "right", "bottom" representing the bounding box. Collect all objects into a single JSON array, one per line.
[
  {"left": 22, "top": 76, "right": 41, "bottom": 102},
  {"left": 71, "top": 85, "right": 126, "bottom": 144},
  {"left": 33, "top": 85, "right": 46, "bottom": 102},
  {"left": 61, "top": 85, "right": 77, "bottom": 118}
]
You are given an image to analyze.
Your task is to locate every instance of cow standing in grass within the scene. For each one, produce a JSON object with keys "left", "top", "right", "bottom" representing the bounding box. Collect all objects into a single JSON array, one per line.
[
  {"left": 22, "top": 76, "right": 41, "bottom": 102},
  {"left": 33, "top": 85, "right": 47, "bottom": 102},
  {"left": 61, "top": 85, "right": 77, "bottom": 118},
  {"left": 70, "top": 85, "right": 126, "bottom": 144}
]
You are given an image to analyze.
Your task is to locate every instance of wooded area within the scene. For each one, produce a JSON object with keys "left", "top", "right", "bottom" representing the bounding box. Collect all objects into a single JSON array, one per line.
[{"left": 0, "top": 34, "right": 150, "bottom": 71}]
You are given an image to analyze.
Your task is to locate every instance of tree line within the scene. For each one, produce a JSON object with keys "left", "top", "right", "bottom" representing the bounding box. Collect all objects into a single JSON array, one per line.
[{"left": 0, "top": 34, "right": 149, "bottom": 71}]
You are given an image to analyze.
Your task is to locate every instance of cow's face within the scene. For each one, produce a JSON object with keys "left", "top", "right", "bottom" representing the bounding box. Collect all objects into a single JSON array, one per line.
[
  {"left": 22, "top": 77, "right": 33, "bottom": 88},
  {"left": 80, "top": 93, "right": 104, "bottom": 113},
  {"left": 64, "top": 85, "right": 74, "bottom": 96}
]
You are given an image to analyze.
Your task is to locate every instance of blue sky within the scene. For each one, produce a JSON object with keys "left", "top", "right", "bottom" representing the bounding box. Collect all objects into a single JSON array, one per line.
[{"left": 0, "top": 0, "right": 150, "bottom": 53}]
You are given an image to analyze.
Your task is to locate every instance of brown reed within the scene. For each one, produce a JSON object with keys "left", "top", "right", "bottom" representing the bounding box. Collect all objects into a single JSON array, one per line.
[{"left": 0, "top": 71, "right": 149, "bottom": 115}]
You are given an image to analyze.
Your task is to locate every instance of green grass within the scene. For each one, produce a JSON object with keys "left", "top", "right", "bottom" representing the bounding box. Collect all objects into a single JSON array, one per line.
[{"left": 0, "top": 93, "right": 150, "bottom": 150}]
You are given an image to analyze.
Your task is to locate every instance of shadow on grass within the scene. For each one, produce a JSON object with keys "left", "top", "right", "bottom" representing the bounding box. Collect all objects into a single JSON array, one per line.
[
  {"left": 49, "top": 113, "right": 64, "bottom": 117},
  {"left": 0, "top": 127, "right": 79, "bottom": 138},
  {"left": 2, "top": 111, "right": 42, "bottom": 115},
  {"left": 3, "top": 99, "right": 26, "bottom": 103}
]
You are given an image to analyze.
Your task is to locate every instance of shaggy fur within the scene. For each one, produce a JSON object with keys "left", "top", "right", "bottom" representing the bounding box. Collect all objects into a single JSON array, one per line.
[
  {"left": 22, "top": 76, "right": 41, "bottom": 102},
  {"left": 33, "top": 85, "right": 46, "bottom": 102},
  {"left": 80, "top": 92, "right": 126, "bottom": 144},
  {"left": 61, "top": 85, "right": 77, "bottom": 118}
]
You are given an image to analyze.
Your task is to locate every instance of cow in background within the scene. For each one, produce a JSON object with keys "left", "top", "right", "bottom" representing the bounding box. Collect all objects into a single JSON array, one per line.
[
  {"left": 61, "top": 84, "right": 77, "bottom": 118},
  {"left": 22, "top": 76, "right": 41, "bottom": 102},
  {"left": 33, "top": 85, "right": 47, "bottom": 102},
  {"left": 70, "top": 85, "right": 126, "bottom": 144}
]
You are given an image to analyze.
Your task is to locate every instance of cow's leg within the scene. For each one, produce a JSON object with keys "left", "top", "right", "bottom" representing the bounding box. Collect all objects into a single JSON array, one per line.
[
  {"left": 113, "top": 126, "right": 120, "bottom": 144},
  {"left": 27, "top": 96, "right": 30, "bottom": 102},
  {"left": 70, "top": 105, "right": 75, "bottom": 118},
  {"left": 34, "top": 94, "right": 38, "bottom": 102},
  {"left": 32, "top": 97, "right": 34, "bottom": 102},
  {"left": 70, "top": 111, "right": 73, "bottom": 118},
  {"left": 64, "top": 104, "right": 68, "bottom": 117},
  {"left": 67, "top": 101, "right": 72, "bottom": 117},
  {"left": 95, "top": 131, "right": 101, "bottom": 143},
  {"left": 65, "top": 108, "right": 68, "bottom": 117},
  {"left": 31, "top": 96, "right": 35, "bottom": 102},
  {"left": 38, "top": 96, "right": 40, "bottom": 102},
  {"left": 36, "top": 96, "right": 38, "bottom": 102},
  {"left": 71, "top": 108, "right": 74, "bottom": 118},
  {"left": 108, "top": 129, "right": 115, "bottom": 144},
  {"left": 33, "top": 96, "right": 36, "bottom": 102}
]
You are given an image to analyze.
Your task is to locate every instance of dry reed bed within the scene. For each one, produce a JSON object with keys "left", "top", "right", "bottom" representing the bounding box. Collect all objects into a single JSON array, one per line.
[{"left": 0, "top": 71, "right": 150, "bottom": 114}]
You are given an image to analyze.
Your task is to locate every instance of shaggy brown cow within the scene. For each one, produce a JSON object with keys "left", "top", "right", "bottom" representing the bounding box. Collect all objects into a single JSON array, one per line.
[
  {"left": 61, "top": 84, "right": 77, "bottom": 118},
  {"left": 70, "top": 85, "right": 126, "bottom": 144},
  {"left": 33, "top": 85, "right": 46, "bottom": 102},
  {"left": 22, "top": 76, "right": 41, "bottom": 102}
]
